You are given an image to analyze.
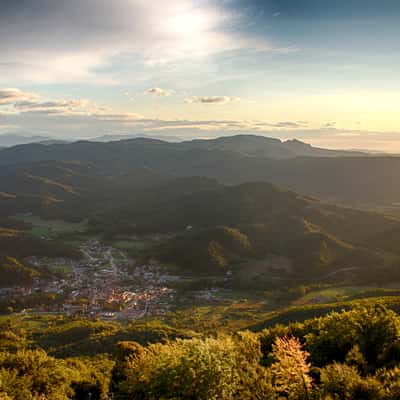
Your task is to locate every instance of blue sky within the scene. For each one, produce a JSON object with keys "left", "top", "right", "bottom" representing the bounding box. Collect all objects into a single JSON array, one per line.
[{"left": 0, "top": 0, "right": 400, "bottom": 150}]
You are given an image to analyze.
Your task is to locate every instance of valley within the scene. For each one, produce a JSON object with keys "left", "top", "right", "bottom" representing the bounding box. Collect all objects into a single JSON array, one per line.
[
  {"left": 2, "top": 211, "right": 400, "bottom": 333},
  {"left": 2, "top": 135, "right": 400, "bottom": 399}
]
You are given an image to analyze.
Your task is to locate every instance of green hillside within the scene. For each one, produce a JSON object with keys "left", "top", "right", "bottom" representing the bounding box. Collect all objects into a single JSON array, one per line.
[{"left": 0, "top": 256, "right": 39, "bottom": 287}]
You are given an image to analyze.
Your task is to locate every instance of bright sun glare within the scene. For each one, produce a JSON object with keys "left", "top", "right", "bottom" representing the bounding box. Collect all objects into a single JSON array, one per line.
[{"left": 167, "top": 12, "right": 211, "bottom": 35}]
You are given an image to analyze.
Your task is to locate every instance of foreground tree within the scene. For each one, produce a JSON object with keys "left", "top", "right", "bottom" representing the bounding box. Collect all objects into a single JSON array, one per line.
[
  {"left": 270, "top": 336, "right": 312, "bottom": 400},
  {"left": 116, "top": 333, "right": 275, "bottom": 400}
]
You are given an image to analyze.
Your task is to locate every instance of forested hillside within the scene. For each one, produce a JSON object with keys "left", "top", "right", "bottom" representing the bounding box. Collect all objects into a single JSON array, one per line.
[
  {"left": 0, "top": 135, "right": 399, "bottom": 205},
  {"left": 1, "top": 305, "right": 400, "bottom": 399},
  {"left": 1, "top": 159, "right": 400, "bottom": 286}
]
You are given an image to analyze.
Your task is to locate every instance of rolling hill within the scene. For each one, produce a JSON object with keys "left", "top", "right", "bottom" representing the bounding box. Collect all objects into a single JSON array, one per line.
[
  {"left": 0, "top": 135, "right": 397, "bottom": 206},
  {"left": 1, "top": 135, "right": 400, "bottom": 285},
  {"left": 138, "top": 182, "right": 400, "bottom": 282}
]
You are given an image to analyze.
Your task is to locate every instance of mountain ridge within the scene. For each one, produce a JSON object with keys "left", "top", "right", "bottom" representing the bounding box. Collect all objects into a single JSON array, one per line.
[{"left": 1, "top": 135, "right": 397, "bottom": 205}]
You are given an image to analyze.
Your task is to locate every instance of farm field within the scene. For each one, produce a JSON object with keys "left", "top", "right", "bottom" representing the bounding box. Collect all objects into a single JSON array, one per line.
[
  {"left": 14, "top": 215, "right": 88, "bottom": 239},
  {"left": 294, "top": 285, "right": 400, "bottom": 305}
]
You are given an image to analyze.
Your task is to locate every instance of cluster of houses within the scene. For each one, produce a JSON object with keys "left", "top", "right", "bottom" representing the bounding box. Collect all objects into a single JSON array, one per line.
[
  {"left": 63, "top": 285, "right": 175, "bottom": 319},
  {"left": 1, "top": 238, "right": 237, "bottom": 318},
  {"left": 1, "top": 239, "right": 178, "bottom": 319}
]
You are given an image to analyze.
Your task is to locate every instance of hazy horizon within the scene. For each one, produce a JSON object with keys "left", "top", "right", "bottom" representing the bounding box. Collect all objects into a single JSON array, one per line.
[{"left": 1, "top": 0, "right": 400, "bottom": 151}]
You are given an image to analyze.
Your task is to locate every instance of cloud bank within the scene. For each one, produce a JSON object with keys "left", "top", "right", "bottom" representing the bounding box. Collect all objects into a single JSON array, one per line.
[
  {"left": 2, "top": 87, "right": 400, "bottom": 152},
  {"left": 0, "top": 88, "right": 39, "bottom": 105},
  {"left": 0, "top": 0, "right": 274, "bottom": 84}
]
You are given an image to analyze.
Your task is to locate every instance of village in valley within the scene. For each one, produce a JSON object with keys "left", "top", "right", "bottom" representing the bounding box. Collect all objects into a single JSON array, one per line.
[
  {"left": 0, "top": 231, "right": 231, "bottom": 319},
  {"left": 1, "top": 239, "right": 183, "bottom": 319},
  {"left": 2, "top": 216, "right": 372, "bottom": 322}
]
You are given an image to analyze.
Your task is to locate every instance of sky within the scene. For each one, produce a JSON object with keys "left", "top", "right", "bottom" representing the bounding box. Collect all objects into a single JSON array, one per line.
[{"left": 0, "top": 0, "right": 400, "bottom": 150}]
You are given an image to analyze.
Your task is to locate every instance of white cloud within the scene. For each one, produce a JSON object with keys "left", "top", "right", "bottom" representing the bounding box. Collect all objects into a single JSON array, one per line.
[
  {"left": 0, "top": 88, "right": 110, "bottom": 117},
  {"left": 0, "top": 1, "right": 277, "bottom": 84}
]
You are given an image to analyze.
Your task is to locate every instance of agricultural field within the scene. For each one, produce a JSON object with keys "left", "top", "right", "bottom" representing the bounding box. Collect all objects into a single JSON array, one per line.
[
  {"left": 111, "top": 239, "right": 150, "bottom": 253},
  {"left": 294, "top": 286, "right": 371, "bottom": 305},
  {"left": 108, "top": 238, "right": 163, "bottom": 262},
  {"left": 14, "top": 215, "right": 88, "bottom": 239},
  {"left": 294, "top": 285, "right": 400, "bottom": 306}
]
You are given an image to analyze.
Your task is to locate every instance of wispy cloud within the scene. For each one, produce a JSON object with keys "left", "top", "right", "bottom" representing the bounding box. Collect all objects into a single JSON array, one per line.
[
  {"left": 145, "top": 88, "right": 175, "bottom": 97},
  {"left": 185, "top": 96, "right": 240, "bottom": 104},
  {"left": 254, "top": 121, "right": 309, "bottom": 129},
  {"left": 4, "top": 87, "right": 400, "bottom": 153},
  {"left": 89, "top": 112, "right": 144, "bottom": 121},
  {"left": 15, "top": 99, "right": 89, "bottom": 110},
  {"left": 0, "top": 90, "right": 310, "bottom": 137},
  {"left": 1, "top": 88, "right": 107, "bottom": 117},
  {"left": 0, "top": 88, "right": 39, "bottom": 105},
  {"left": 0, "top": 0, "right": 279, "bottom": 84}
]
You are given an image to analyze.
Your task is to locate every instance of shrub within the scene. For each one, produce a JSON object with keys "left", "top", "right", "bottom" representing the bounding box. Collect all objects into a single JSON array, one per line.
[
  {"left": 375, "top": 366, "right": 400, "bottom": 399},
  {"left": 0, "top": 349, "right": 76, "bottom": 399},
  {"left": 320, "top": 363, "right": 385, "bottom": 400},
  {"left": 305, "top": 305, "right": 400, "bottom": 369},
  {"left": 116, "top": 333, "right": 275, "bottom": 400}
]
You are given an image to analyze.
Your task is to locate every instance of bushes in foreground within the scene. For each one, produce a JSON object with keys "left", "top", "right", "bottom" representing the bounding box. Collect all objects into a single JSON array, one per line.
[
  {"left": 0, "top": 350, "right": 114, "bottom": 400},
  {"left": 116, "top": 332, "right": 274, "bottom": 400},
  {"left": 0, "top": 305, "right": 400, "bottom": 399}
]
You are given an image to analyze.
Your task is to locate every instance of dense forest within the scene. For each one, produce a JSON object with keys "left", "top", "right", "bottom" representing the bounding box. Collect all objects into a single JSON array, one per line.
[
  {"left": 2, "top": 178, "right": 400, "bottom": 287},
  {"left": 1, "top": 305, "right": 400, "bottom": 399}
]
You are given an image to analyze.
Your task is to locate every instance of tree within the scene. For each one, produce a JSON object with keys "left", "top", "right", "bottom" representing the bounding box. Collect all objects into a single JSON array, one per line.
[
  {"left": 0, "top": 349, "right": 76, "bottom": 399},
  {"left": 305, "top": 305, "right": 400, "bottom": 370},
  {"left": 116, "top": 334, "right": 275, "bottom": 400},
  {"left": 320, "top": 363, "right": 385, "bottom": 400},
  {"left": 270, "top": 336, "right": 312, "bottom": 400}
]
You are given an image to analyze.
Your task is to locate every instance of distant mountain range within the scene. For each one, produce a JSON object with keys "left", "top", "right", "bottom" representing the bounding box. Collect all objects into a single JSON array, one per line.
[
  {"left": 0, "top": 133, "right": 74, "bottom": 147},
  {"left": 92, "top": 133, "right": 183, "bottom": 143},
  {"left": 0, "top": 132, "right": 192, "bottom": 147},
  {"left": 0, "top": 132, "right": 369, "bottom": 157},
  {"left": 179, "top": 135, "right": 368, "bottom": 158},
  {"left": 0, "top": 133, "right": 54, "bottom": 147},
  {"left": 0, "top": 134, "right": 398, "bottom": 205}
]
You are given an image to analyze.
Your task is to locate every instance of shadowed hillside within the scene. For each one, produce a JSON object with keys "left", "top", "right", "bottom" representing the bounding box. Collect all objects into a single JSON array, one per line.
[{"left": 0, "top": 135, "right": 398, "bottom": 205}]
